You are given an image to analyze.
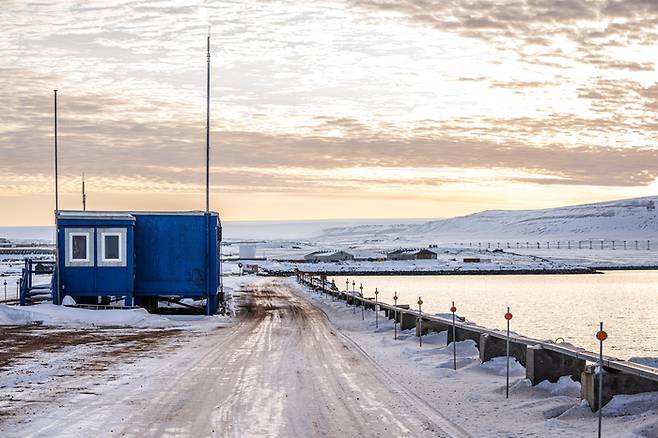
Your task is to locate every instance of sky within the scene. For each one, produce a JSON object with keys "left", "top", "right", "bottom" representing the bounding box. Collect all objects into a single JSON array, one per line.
[{"left": 1, "top": 0, "right": 658, "bottom": 226}]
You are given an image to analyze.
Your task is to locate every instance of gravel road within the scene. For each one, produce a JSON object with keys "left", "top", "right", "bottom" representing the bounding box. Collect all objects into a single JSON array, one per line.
[{"left": 2, "top": 279, "right": 467, "bottom": 437}]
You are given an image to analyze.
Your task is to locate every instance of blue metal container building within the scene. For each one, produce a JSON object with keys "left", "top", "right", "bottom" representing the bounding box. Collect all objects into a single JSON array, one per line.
[{"left": 52, "top": 210, "right": 222, "bottom": 315}]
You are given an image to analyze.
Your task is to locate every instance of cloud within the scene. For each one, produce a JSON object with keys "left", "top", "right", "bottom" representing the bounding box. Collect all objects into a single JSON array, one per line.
[
  {"left": 1, "top": 0, "right": 658, "bottom": 224},
  {"left": 349, "top": 0, "right": 658, "bottom": 72}
]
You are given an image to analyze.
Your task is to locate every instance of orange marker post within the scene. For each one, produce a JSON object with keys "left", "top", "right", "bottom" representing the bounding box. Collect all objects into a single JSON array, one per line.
[
  {"left": 504, "top": 307, "right": 513, "bottom": 399},
  {"left": 451, "top": 301, "right": 457, "bottom": 371},
  {"left": 352, "top": 280, "right": 356, "bottom": 314},
  {"left": 374, "top": 288, "right": 380, "bottom": 329},
  {"left": 360, "top": 284, "right": 364, "bottom": 320},
  {"left": 393, "top": 291, "right": 398, "bottom": 339},
  {"left": 418, "top": 297, "right": 423, "bottom": 347},
  {"left": 596, "top": 322, "right": 607, "bottom": 438}
]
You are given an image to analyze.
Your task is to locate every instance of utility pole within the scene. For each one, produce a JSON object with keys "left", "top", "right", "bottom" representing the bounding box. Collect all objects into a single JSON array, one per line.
[
  {"left": 53, "top": 89, "right": 60, "bottom": 305},
  {"left": 205, "top": 32, "right": 211, "bottom": 212},
  {"left": 54, "top": 90, "right": 59, "bottom": 211}
]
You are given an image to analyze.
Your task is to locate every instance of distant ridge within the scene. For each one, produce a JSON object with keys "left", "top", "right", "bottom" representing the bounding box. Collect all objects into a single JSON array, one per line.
[{"left": 319, "top": 196, "right": 658, "bottom": 242}]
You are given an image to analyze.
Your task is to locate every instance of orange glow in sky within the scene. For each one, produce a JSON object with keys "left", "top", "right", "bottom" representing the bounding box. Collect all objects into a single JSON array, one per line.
[{"left": 1, "top": 1, "right": 657, "bottom": 225}]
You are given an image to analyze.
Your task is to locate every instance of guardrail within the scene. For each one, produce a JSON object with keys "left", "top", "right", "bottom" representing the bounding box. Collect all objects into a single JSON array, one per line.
[{"left": 295, "top": 270, "right": 658, "bottom": 410}]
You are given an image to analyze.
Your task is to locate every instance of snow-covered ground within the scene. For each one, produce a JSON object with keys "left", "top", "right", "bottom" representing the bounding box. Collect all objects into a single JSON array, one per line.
[
  {"left": 318, "top": 195, "right": 658, "bottom": 243},
  {"left": 1, "top": 276, "right": 656, "bottom": 437},
  {"left": 217, "top": 196, "right": 658, "bottom": 274},
  {"left": 291, "top": 278, "right": 658, "bottom": 437}
]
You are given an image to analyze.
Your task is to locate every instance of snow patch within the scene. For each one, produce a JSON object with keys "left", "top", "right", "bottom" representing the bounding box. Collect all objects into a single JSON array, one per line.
[
  {"left": 479, "top": 356, "right": 525, "bottom": 376},
  {"left": 0, "top": 303, "right": 234, "bottom": 329}
]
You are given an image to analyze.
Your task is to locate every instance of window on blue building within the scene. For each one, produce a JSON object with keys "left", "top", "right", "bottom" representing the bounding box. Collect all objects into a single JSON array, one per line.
[
  {"left": 102, "top": 234, "right": 121, "bottom": 261},
  {"left": 71, "top": 234, "right": 88, "bottom": 260}
]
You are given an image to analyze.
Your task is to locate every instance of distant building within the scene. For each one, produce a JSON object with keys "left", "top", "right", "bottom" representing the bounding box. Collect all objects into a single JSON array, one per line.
[
  {"left": 0, "top": 238, "right": 14, "bottom": 248},
  {"left": 304, "top": 250, "right": 354, "bottom": 262},
  {"left": 387, "top": 248, "right": 437, "bottom": 260},
  {"left": 463, "top": 257, "right": 492, "bottom": 263},
  {"left": 242, "top": 264, "right": 259, "bottom": 275}
]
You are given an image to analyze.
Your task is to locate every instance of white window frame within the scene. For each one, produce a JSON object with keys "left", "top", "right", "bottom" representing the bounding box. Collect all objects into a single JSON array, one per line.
[
  {"left": 101, "top": 232, "right": 123, "bottom": 263},
  {"left": 96, "top": 227, "right": 127, "bottom": 267},
  {"left": 69, "top": 232, "right": 90, "bottom": 262}
]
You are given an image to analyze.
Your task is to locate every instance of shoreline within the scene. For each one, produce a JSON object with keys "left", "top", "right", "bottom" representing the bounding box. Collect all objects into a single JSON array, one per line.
[
  {"left": 266, "top": 267, "right": 600, "bottom": 276},
  {"left": 262, "top": 265, "right": 658, "bottom": 277}
]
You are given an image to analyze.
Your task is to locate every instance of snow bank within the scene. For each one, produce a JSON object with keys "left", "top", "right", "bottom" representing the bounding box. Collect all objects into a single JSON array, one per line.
[
  {"left": 0, "top": 304, "right": 175, "bottom": 327},
  {"left": 0, "top": 304, "right": 235, "bottom": 329},
  {"left": 479, "top": 355, "right": 525, "bottom": 376},
  {"left": 629, "top": 357, "right": 658, "bottom": 369},
  {"left": 603, "top": 391, "right": 658, "bottom": 417},
  {"left": 536, "top": 376, "right": 582, "bottom": 397}
]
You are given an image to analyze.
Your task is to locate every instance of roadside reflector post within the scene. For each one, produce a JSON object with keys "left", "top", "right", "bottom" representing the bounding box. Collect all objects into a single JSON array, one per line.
[
  {"left": 374, "top": 288, "right": 379, "bottom": 329},
  {"left": 451, "top": 301, "right": 457, "bottom": 371},
  {"left": 393, "top": 291, "right": 398, "bottom": 339},
  {"left": 3, "top": 279, "right": 6, "bottom": 301},
  {"left": 504, "top": 307, "right": 513, "bottom": 399},
  {"left": 345, "top": 279, "right": 349, "bottom": 307},
  {"left": 360, "top": 283, "right": 364, "bottom": 320},
  {"left": 352, "top": 280, "right": 356, "bottom": 314},
  {"left": 596, "top": 322, "right": 607, "bottom": 438},
  {"left": 418, "top": 297, "right": 423, "bottom": 347}
]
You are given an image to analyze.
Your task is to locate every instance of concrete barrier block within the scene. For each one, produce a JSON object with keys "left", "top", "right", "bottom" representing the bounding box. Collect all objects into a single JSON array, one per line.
[
  {"left": 478, "top": 334, "right": 527, "bottom": 366},
  {"left": 581, "top": 365, "right": 658, "bottom": 411},
  {"left": 526, "top": 345, "right": 585, "bottom": 385},
  {"left": 416, "top": 319, "right": 450, "bottom": 337},
  {"left": 448, "top": 326, "right": 483, "bottom": 348},
  {"left": 389, "top": 305, "right": 410, "bottom": 323},
  {"left": 400, "top": 312, "right": 417, "bottom": 331}
]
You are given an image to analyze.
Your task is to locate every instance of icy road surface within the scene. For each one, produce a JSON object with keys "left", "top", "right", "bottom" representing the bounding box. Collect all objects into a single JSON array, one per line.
[{"left": 1, "top": 280, "right": 465, "bottom": 437}]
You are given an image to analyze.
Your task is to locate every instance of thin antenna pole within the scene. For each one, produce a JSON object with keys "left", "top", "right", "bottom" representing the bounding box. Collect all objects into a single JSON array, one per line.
[
  {"left": 54, "top": 90, "right": 58, "bottom": 212},
  {"left": 82, "top": 172, "right": 86, "bottom": 211},
  {"left": 205, "top": 33, "right": 210, "bottom": 212},
  {"left": 53, "top": 89, "right": 61, "bottom": 305}
]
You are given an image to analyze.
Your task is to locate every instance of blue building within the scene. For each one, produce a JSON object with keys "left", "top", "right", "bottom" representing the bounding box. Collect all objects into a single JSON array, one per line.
[{"left": 52, "top": 210, "right": 222, "bottom": 315}]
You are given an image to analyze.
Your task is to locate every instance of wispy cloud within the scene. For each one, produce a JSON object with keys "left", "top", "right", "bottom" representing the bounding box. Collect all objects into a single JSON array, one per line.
[{"left": 1, "top": 0, "right": 657, "bottom": 224}]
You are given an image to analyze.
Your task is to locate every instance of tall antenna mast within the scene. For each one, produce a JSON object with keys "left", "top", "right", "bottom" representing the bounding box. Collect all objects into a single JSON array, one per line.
[
  {"left": 205, "top": 31, "right": 211, "bottom": 212},
  {"left": 54, "top": 89, "right": 59, "bottom": 212},
  {"left": 53, "top": 89, "right": 61, "bottom": 306},
  {"left": 82, "top": 172, "right": 87, "bottom": 211}
]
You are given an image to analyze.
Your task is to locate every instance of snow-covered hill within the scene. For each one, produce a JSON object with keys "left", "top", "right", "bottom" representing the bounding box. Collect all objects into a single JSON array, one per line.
[{"left": 319, "top": 196, "right": 658, "bottom": 244}]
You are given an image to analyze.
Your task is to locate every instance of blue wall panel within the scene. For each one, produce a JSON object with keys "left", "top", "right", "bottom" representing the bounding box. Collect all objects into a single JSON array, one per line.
[{"left": 56, "top": 211, "right": 221, "bottom": 313}]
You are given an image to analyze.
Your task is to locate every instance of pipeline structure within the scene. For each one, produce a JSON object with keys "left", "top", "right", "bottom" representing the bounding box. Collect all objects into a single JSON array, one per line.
[{"left": 295, "top": 270, "right": 658, "bottom": 411}]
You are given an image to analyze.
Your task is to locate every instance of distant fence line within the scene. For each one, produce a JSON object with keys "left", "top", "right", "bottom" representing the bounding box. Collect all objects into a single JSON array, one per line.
[{"left": 456, "top": 240, "right": 654, "bottom": 251}]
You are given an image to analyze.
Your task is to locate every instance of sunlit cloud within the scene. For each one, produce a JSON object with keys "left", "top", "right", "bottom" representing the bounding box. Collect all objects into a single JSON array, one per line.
[{"left": 1, "top": 0, "right": 657, "bottom": 225}]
